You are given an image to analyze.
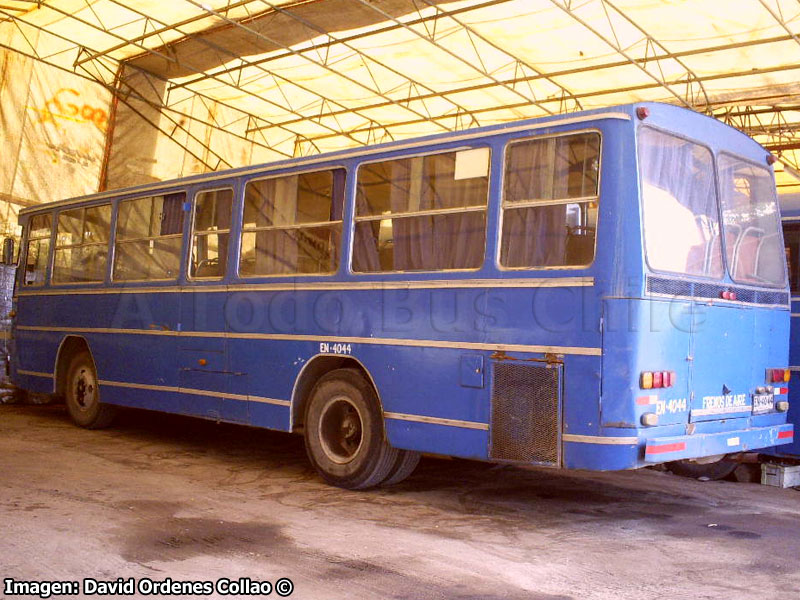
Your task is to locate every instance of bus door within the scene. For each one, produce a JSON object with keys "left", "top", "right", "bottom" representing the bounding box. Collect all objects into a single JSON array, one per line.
[{"left": 179, "top": 187, "right": 247, "bottom": 423}]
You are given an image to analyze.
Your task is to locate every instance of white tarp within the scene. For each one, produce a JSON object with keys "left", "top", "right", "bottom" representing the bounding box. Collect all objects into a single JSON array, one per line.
[{"left": 0, "top": 21, "right": 111, "bottom": 238}]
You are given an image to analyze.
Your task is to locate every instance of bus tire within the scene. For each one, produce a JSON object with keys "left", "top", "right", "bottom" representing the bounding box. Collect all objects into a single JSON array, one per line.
[
  {"left": 64, "top": 350, "right": 115, "bottom": 429},
  {"left": 304, "top": 368, "right": 398, "bottom": 490},
  {"left": 381, "top": 450, "right": 421, "bottom": 487},
  {"left": 666, "top": 457, "right": 737, "bottom": 480}
]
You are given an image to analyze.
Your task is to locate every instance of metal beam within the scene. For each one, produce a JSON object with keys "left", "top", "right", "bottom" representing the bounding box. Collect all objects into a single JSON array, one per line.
[
  {"left": 105, "top": 0, "right": 373, "bottom": 147},
  {"left": 416, "top": 0, "right": 583, "bottom": 112},
  {"left": 170, "top": 0, "right": 514, "bottom": 89},
  {"left": 181, "top": 0, "right": 458, "bottom": 138},
  {"left": 73, "top": 0, "right": 266, "bottom": 66},
  {"left": 352, "top": 0, "right": 557, "bottom": 117},
  {"left": 251, "top": 0, "right": 481, "bottom": 129},
  {"left": 548, "top": 0, "right": 700, "bottom": 110},
  {"left": 255, "top": 13, "right": 800, "bottom": 134},
  {"left": 296, "top": 61, "right": 800, "bottom": 145}
]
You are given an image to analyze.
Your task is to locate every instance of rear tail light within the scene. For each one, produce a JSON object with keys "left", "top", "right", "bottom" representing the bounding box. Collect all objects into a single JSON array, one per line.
[
  {"left": 767, "top": 368, "right": 791, "bottom": 383},
  {"left": 640, "top": 370, "right": 676, "bottom": 389},
  {"left": 641, "top": 372, "right": 653, "bottom": 389},
  {"left": 720, "top": 290, "right": 737, "bottom": 301},
  {"left": 652, "top": 372, "right": 663, "bottom": 388}
]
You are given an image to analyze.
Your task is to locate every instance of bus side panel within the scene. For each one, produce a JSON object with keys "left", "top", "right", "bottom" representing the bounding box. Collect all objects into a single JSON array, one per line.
[
  {"left": 229, "top": 285, "right": 602, "bottom": 461},
  {"left": 231, "top": 337, "right": 491, "bottom": 452},
  {"left": 14, "top": 296, "right": 67, "bottom": 386},
  {"left": 384, "top": 419, "right": 489, "bottom": 459},
  {"left": 14, "top": 291, "right": 182, "bottom": 403},
  {"left": 600, "top": 297, "right": 692, "bottom": 429}
]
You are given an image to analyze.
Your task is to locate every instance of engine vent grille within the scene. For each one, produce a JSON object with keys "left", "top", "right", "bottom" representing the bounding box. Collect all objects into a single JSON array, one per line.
[{"left": 489, "top": 362, "right": 561, "bottom": 465}]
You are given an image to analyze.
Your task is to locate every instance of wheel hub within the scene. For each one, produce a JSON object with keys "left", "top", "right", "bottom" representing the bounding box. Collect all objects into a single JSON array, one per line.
[
  {"left": 318, "top": 396, "right": 364, "bottom": 465},
  {"left": 73, "top": 367, "right": 95, "bottom": 410}
]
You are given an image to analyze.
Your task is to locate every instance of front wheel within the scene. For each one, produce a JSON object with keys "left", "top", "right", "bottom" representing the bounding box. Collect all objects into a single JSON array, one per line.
[
  {"left": 64, "top": 350, "right": 115, "bottom": 429},
  {"left": 304, "top": 368, "right": 398, "bottom": 489}
]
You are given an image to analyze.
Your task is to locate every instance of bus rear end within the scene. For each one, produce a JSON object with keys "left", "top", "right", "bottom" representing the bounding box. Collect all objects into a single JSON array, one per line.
[{"left": 602, "top": 105, "right": 793, "bottom": 472}]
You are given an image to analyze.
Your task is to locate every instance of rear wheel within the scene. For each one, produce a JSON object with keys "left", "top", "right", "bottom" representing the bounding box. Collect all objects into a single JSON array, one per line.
[
  {"left": 381, "top": 450, "right": 421, "bottom": 487},
  {"left": 64, "top": 350, "right": 115, "bottom": 429},
  {"left": 304, "top": 368, "right": 398, "bottom": 489},
  {"left": 666, "top": 456, "right": 738, "bottom": 480}
]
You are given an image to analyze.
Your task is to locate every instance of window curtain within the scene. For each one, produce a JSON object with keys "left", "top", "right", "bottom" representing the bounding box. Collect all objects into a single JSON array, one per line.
[
  {"left": 214, "top": 190, "right": 232, "bottom": 273},
  {"left": 251, "top": 177, "right": 299, "bottom": 274},
  {"left": 393, "top": 155, "right": 486, "bottom": 271},
  {"left": 160, "top": 192, "right": 185, "bottom": 236},
  {"left": 502, "top": 138, "right": 569, "bottom": 267}
]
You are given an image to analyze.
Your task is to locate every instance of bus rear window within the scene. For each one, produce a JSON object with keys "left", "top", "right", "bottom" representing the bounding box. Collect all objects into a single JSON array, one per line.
[
  {"left": 718, "top": 155, "right": 785, "bottom": 286},
  {"left": 639, "top": 128, "right": 723, "bottom": 279}
]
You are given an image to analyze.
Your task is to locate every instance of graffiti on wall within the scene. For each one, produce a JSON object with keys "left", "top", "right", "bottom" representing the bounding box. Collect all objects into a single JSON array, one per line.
[
  {"left": 43, "top": 142, "right": 100, "bottom": 167},
  {"left": 31, "top": 87, "right": 109, "bottom": 133}
]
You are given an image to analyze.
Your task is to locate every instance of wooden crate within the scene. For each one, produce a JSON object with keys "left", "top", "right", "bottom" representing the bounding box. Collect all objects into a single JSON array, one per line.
[{"left": 761, "top": 463, "right": 800, "bottom": 488}]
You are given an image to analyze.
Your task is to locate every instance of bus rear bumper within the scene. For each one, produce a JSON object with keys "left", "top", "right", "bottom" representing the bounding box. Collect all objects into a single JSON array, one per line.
[{"left": 643, "top": 423, "right": 794, "bottom": 463}]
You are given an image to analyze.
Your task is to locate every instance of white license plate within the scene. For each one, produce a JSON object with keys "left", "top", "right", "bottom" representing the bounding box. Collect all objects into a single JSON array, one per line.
[{"left": 752, "top": 393, "right": 775, "bottom": 414}]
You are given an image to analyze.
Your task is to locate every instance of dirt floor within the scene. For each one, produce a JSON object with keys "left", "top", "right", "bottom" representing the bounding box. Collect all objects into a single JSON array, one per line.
[{"left": 1, "top": 404, "right": 799, "bottom": 600}]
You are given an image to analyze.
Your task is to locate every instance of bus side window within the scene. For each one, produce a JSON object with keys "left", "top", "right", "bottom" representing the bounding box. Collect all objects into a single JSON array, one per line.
[
  {"left": 783, "top": 222, "right": 800, "bottom": 293},
  {"left": 190, "top": 188, "right": 233, "bottom": 279},
  {"left": 240, "top": 168, "right": 344, "bottom": 276},
  {"left": 52, "top": 204, "right": 111, "bottom": 284},
  {"left": 352, "top": 148, "right": 490, "bottom": 272},
  {"left": 500, "top": 132, "right": 600, "bottom": 269},
  {"left": 114, "top": 192, "right": 186, "bottom": 281},
  {"left": 23, "top": 214, "right": 52, "bottom": 287}
]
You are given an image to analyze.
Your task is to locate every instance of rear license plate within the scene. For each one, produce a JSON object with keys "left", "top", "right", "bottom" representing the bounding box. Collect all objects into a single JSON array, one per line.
[{"left": 752, "top": 393, "right": 775, "bottom": 414}]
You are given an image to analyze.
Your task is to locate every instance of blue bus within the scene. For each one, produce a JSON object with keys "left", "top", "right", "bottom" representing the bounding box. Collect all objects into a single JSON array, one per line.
[{"left": 10, "top": 102, "right": 794, "bottom": 488}]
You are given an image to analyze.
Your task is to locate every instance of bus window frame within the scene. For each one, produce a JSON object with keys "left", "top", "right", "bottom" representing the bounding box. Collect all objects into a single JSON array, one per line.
[
  {"left": 110, "top": 189, "right": 189, "bottom": 284},
  {"left": 187, "top": 186, "right": 235, "bottom": 282},
  {"left": 496, "top": 128, "right": 602, "bottom": 272},
  {"left": 716, "top": 150, "right": 787, "bottom": 289},
  {"left": 637, "top": 125, "right": 725, "bottom": 283},
  {"left": 21, "top": 211, "right": 54, "bottom": 288},
  {"left": 350, "top": 144, "right": 492, "bottom": 275},
  {"left": 236, "top": 164, "right": 347, "bottom": 280},
  {"left": 51, "top": 203, "right": 113, "bottom": 286}
]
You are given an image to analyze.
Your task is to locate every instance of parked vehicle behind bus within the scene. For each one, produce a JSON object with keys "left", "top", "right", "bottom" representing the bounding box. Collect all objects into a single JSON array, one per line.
[
  {"left": 763, "top": 200, "right": 800, "bottom": 462},
  {"left": 10, "top": 102, "right": 794, "bottom": 488}
]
